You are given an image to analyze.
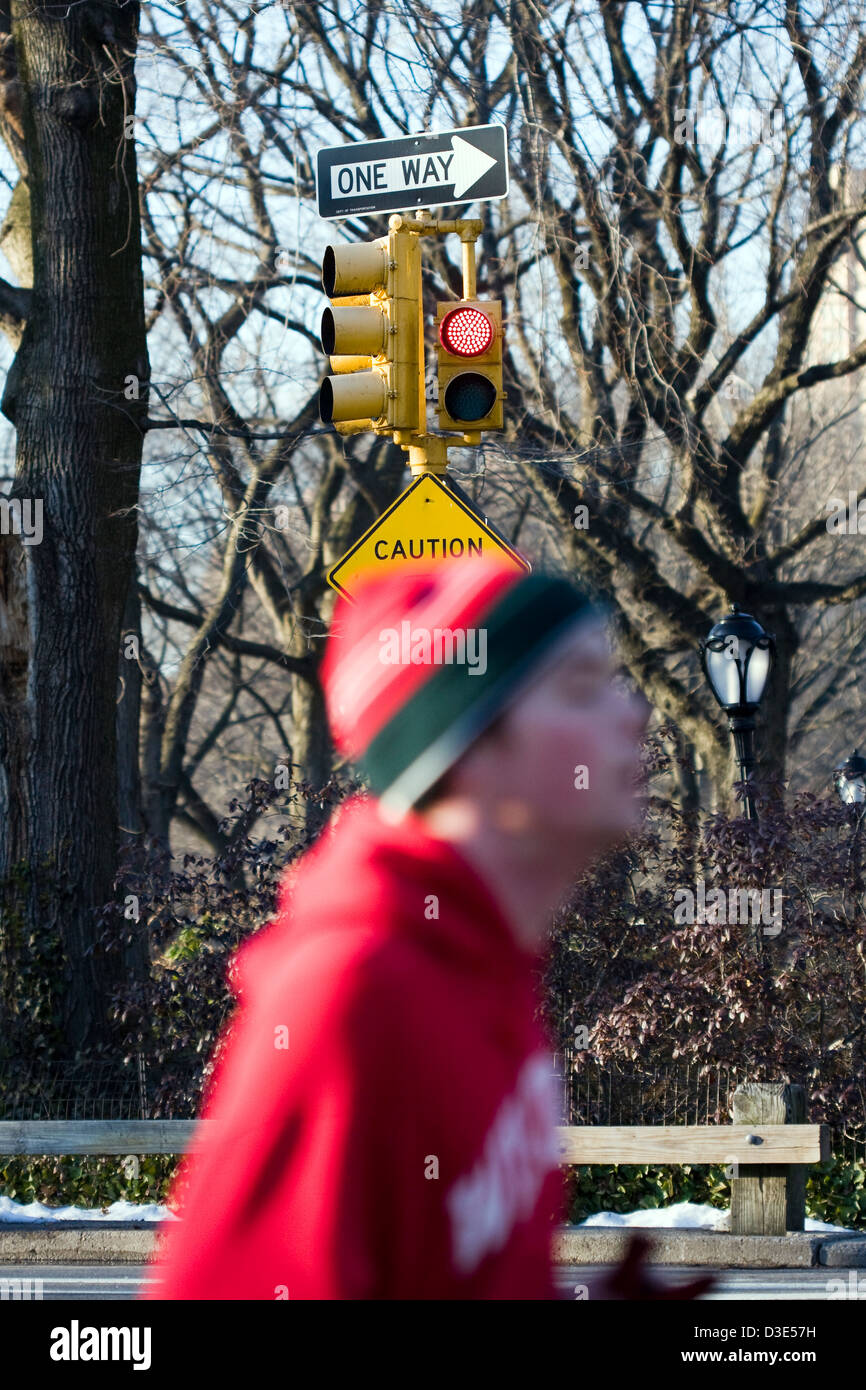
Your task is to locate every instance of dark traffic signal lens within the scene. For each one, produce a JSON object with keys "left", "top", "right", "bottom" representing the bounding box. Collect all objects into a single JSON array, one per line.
[
  {"left": 442, "top": 372, "right": 497, "bottom": 422},
  {"left": 319, "top": 378, "right": 336, "bottom": 423}
]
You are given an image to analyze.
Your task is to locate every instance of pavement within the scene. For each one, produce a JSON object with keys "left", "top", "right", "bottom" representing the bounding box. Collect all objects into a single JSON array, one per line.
[
  {"left": 0, "top": 1222, "right": 159, "bottom": 1265},
  {"left": 2, "top": 1222, "right": 866, "bottom": 1267},
  {"left": 553, "top": 1226, "right": 866, "bottom": 1268}
]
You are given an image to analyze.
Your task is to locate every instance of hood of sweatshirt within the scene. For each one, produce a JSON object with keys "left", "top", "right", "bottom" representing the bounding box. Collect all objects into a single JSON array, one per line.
[{"left": 229, "top": 794, "right": 544, "bottom": 1006}]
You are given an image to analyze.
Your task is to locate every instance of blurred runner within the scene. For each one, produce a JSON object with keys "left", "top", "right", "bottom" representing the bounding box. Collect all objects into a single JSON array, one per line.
[{"left": 143, "top": 556, "right": 710, "bottom": 1300}]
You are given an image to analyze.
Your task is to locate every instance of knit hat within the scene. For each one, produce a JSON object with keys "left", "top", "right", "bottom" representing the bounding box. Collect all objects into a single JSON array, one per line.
[{"left": 322, "top": 556, "right": 602, "bottom": 816}]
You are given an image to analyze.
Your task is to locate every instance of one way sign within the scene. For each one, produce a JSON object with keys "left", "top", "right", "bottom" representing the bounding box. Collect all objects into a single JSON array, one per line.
[{"left": 316, "top": 123, "right": 508, "bottom": 220}]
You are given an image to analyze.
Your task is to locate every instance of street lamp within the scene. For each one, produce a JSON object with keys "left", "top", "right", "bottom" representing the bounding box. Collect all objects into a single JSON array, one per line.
[
  {"left": 834, "top": 749, "right": 866, "bottom": 807},
  {"left": 834, "top": 750, "right": 866, "bottom": 896},
  {"left": 699, "top": 605, "right": 776, "bottom": 821}
]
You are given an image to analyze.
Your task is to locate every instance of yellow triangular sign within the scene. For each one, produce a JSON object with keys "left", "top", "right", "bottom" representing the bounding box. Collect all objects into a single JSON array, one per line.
[{"left": 327, "top": 473, "right": 530, "bottom": 602}]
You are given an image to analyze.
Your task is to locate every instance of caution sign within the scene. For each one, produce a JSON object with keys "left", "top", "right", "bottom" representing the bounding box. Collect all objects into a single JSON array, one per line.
[{"left": 327, "top": 473, "right": 529, "bottom": 602}]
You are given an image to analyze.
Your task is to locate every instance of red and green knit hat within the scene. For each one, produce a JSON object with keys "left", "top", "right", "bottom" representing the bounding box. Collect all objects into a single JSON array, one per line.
[{"left": 322, "top": 556, "right": 602, "bottom": 816}]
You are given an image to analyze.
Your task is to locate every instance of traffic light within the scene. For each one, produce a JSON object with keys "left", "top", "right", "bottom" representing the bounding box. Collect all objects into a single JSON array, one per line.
[
  {"left": 435, "top": 300, "right": 503, "bottom": 434},
  {"left": 319, "top": 225, "right": 422, "bottom": 439}
]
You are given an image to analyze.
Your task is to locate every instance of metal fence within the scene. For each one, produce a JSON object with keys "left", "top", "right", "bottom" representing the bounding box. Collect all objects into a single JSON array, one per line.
[
  {"left": 0, "top": 1056, "right": 206, "bottom": 1122},
  {"left": 565, "top": 1060, "right": 744, "bottom": 1127},
  {"left": 3, "top": 1055, "right": 865, "bottom": 1163},
  {"left": 556, "top": 1058, "right": 866, "bottom": 1163}
]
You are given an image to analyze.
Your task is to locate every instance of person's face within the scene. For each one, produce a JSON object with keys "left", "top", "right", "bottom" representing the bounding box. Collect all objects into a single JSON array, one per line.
[{"left": 465, "top": 619, "right": 650, "bottom": 852}]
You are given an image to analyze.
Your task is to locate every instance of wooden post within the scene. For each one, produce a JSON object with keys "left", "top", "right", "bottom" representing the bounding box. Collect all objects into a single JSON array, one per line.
[{"left": 730, "top": 1082, "right": 807, "bottom": 1234}]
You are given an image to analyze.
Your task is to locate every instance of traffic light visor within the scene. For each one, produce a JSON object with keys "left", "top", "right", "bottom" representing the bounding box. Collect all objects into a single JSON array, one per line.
[
  {"left": 321, "top": 305, "right": 388, "bottom": 357},
  {"left": 439, "top": 305, "right": 495, "bottom": 357},
  {"left": 322, "top": 241, "right": 388, "bottom": 298},
  {"left": 320, "top": 371, "right": 386, "bottom": 425}
]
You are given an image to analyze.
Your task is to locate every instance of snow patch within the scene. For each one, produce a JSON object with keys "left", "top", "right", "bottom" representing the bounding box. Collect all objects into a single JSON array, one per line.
[
  {"left": 0, "top": 1195, "right": 177, "bottom": 1223},
  {"left": 576, "top": 1202, "right": 856, "bottom": 1233}
]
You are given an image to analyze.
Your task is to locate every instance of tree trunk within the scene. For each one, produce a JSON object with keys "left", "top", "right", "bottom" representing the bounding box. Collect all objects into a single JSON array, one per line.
[
  {"left": 290, "top": 669, "right": 332, "bottom": 838},
  {"left": 0, "top": 0, "right": 149, "bottom": 1052},
  {"left": 755, "top": 603, "right": 798, "bottom": 800},
  {"left": 117, "top": 574, "right": 144, "bottom": 851},
  {"left": 116, "top": 570, "right": 150, "bottom": 987}
]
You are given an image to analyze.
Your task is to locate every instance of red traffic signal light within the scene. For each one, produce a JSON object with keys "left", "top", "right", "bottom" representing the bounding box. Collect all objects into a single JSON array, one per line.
[
  {"left": 438, "top": 305, "right": 495, "bottom": 358},
  {"left": 436, "top": 299, "right": 503, "bottom": 433}
]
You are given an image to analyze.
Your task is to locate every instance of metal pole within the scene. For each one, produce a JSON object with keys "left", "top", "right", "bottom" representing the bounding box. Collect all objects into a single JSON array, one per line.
[
  {"left": 851, "top": 805, "right": 865, "bottom": 895},
  {"left": 461, "top": 235, "right": 477, "bottom": 299},
  {"left": 729, "top": 716, "right": 757, "bottom": 821}
]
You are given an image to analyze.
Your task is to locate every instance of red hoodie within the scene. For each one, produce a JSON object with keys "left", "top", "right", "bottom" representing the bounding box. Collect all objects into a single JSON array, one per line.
[{"left": 143, "top": 795, "right": 565, "bottom": 1300}]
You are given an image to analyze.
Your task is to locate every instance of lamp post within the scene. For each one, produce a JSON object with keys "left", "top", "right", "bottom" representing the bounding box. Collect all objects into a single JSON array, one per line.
[
  {"left": 834, "top": 749, "right": 866, "bottom": 895},
  {"left": 699, "top": 606, "right": 776, "bottom": 821},
  {"left": 834, "top": 749, "right": 866, "bottom": 807}
]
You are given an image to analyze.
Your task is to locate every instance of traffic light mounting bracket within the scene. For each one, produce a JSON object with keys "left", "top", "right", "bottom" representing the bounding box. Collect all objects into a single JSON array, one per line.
[{"left": 392, "top": 213, "right": 488, "bottom": 475}]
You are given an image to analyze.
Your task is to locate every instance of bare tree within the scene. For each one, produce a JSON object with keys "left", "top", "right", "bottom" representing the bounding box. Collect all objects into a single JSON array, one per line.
[
  {"left": 8, "top": 1, "right": 866, "bottom": 1059},
  {"left": 126, "top": 1, "right": 866, "bottom": 846}
]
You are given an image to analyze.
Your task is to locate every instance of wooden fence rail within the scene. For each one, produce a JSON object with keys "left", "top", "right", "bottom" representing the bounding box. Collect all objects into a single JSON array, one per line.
[
  {"left": 0, "top": 1082, "right": 831, "bottom": 1236},
  {"left": 0, "top": 1121, "right": 203, "bottom": 1155},
  {"left": 556, "top": 1123, "right": 829, "bottom": 1166}
]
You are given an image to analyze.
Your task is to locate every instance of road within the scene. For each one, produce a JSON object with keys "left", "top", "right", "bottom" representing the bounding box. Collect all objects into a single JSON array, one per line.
[
  {"left": 556, "top": 1266, "right": 860, "bottom": 1300},
  {"left": 0, "top": 1264, "right": 860, "bottom": 1300}
]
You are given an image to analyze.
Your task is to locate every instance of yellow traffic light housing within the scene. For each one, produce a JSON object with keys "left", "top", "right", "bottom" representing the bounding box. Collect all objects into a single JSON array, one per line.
[
  {"left": 319, "top": 227, "right": 421, "bottom": 439},
  {"left": 435, "top": 299, "right": 503, "bottom": 434}
]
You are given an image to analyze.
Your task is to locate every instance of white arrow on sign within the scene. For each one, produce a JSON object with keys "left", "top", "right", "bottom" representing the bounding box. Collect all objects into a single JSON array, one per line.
[{"left": 329, "top": 134, "right": 498, "bottom": 204}]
